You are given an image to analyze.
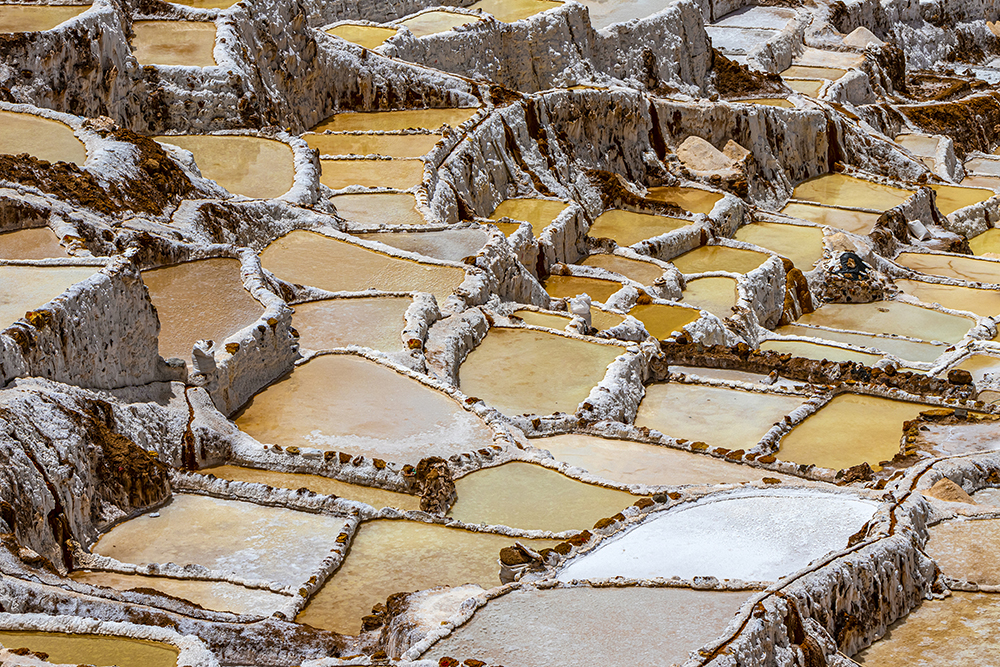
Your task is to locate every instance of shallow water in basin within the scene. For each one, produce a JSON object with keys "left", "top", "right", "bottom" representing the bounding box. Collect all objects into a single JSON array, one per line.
[
  {"left": 425, "top": 586, "right": 750, "bottom": 667},
  {"left": 469, "top": 0, "right": 563, "bottom": 22},
  {"left": 897, "top": 251, "right": 1000, "bottom": 284},
  {"left": 951, "top": 354, "right": 1000, "bottom": 384},
  {"left": 964, "top": 156, "right": 1000, "bottom": 176},
  {"left": 236, "top": 354, "right": 494, "bottom": 462},
  {"left": 331, "top": 192, "right": 425, "bottom": 226},
  {"left": 155, "top": 135, "right": 294, "bottom": 199},
  {"left": 586, "top": 209, "right": 690, "bottom": 247},
  {"left": 312, "top": 108, "right": 479, "bottom": 132},
  {"left": 296, "top": 520, "right": 558, "bottom": 634},
  {"left": 784, "top": 79, "right": 824, "bottom": 97},
  {"left": 449, "top": 461, "right": 637, "bottom": 531},
  {"left": 778, "top": 394, "right": 926, "bottom": 470},
  {"left": 459, "top": 328, "right": 622, "bottom": 416},
  {"left": 779, "top": 202, "right": 881, "bottom": 235},
  {"left": 358, "top": 229, "right": 489, "bottom": 262},
  {"left": 781, "top": 65, "right": 846, "bottom": 79},
  {"left": 291, "top": 296, "right": 409, "bottom": 352},
  {"left": 926, "top": 519, "right": 1000, "bottom": 585},
  {"left": 734, "top": 221, "right": 824, "bottom": 270},
  {"left": 0, "top": 227, "right": 68, "bottom": 260},
  {"left": 930, "top": 184, "right": 993, "bottom": 216},
  {"left": 512, "top": 308, "right": 571, "bottom": 330},
  {"left": 142, "top": 258, "right": 263, "bottom": 363},
  {"left": 796, "top": 300, "right": 972, "bottom": 343},
  {"left": 0, "top": 264, "right": 99, "bottom": 329},
  {"left": 792, "top": 174, "right": 913, "bottom": 211},
  {"left": 324, "top": 23, "right": 398, "bottom": 49},
  {"left": 398, "top": 10, "right": 482, "bottom": 37},
  {"left": 682, "top": 276, "right": 738, "bottom": 319},
  {"left": 646, "top": 186, "right": 723, "bottom": 215},
  {"left": 738, "top": 97, "right": 794, "bottom": 107},
  {"left": 896, "top": 279, "right": 1000, "bottom": 317},
  {"left": 760, "top": 339, "right": 883, "bottom": 365},
  {"left": 629, "top": 303, "right": 700, "bottom": 338},
  {"left": 544, "top": 274, "right": 623, "bottom": 304},
  {"left": 0, "top": 631, "right": 177, "bottom": 667},
  {"left": 961, "top": 174, "right": 1000, "bottom": 191},
  {"left": 320, "top": 158, "right": 424, "bottom": 189},
  {"left": 305, "top": 133, "right": 438, "bottom": 158},
  {"left": 488, "top": 198, "right": 568, "bottom": 236},
  {"left": 670, "top": 245, "right": 768, "bottom": 274},
  {"left": 132, "top": 20, "right": 217, "bottom": 67},
  {"left": 895, "top": 133, "right": 940, "bottom": 157},
  {"left": 635, "top": 383, "right": 805, "bottom": 450},
  {"left": 172, "top": 0, "right": 239, "bottom": 7},
  {"left": 0, "top": 4, "right": 87, "bottom": 32},
  {"left": 260, "top": 230, "right": 466, "bottom": 303},
  {"left": 0, "top": 110, "right": 87, "bottom": 165},
  {"left": 968, "top": 228, "right": 1000, "bottom": 255},
  {"left": 579, "top": 253, "right": 664, "bottom": 284},
  {"left": 93, "top": 494, "right": 348, "bottom": 586},
  {"left": 773, "top": 324, "right": 944, "bottom": 363}
]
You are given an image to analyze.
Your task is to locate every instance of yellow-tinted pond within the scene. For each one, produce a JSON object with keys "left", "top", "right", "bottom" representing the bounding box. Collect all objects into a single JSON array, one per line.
[
  {"left": 489, "top": 198, "right": 568, "bottom": 236},
  {"left": 0, "top": 4, "right": 88, "bottom": 32},
  {"left": 331, "top": 192, "right": 425, "bottom": 226},
  {"left": 533, "top": 433, "right": 798, "bottom": 486},
  {"left": 292, "top": 297, "right": 409, "bottom": 352},
  {"left": 792, "top": 174, "right": 913, "bottom": 212},
  {"left": 778, "top": 394, "right": 924, "bottom": 470},
  {"left": 761, "top": 339, "right": 882, "bottom": 365},
  {"left": 171, "top": 0, "right": 240, "bottom": 7},
  {"left": 739, "top": 98, "right": 794, "bottom": 108},
  {"left": 325, "top": 23, "right": 398, "bottom": 49},
  {"left": 895, "top": 133, "right": 940, "bottom": 157},
  {"left": 142, "top": 258, "right": 263, "bottom": 363},
  {"left": 305, "top": 133, "right": 438, "bottom": 158},
  {"left": 734, "top": 221, "right": 824, "bottom": 270},
  {"left": 544, "top": 274, "right": 623, "bottom": 303},
  {"left": 0, "top": 264, "right": 99, "bottom": 329},
  {"left": 357, "top": 229, "right": 489, "bottom": 262},
  {"left": 513, "top": 309, "right": 571, "bottom": 330},
  {"left": 155, "top": 135, "right": 294, "bottom": 199},
  {"left": 931, "top": 184, "right": 993, "bottom": 216},
  {"left": 950, "top": 354, "right": 1000, "bottom": 383},
  {"left": 449, "top": 461, "right": 636, "bottom": 531},
  {"left": 0, "top": 227, "right": 69, "bottom": 260},
  {"left": 398, "top": 10, "right": 482, "bottom": 37},
  {"left": 296, "top": 520, "right": 558, "bottom": 634},
  {"left": 784, "top": 79, "right": 825, "bottom": 97},
  {"left": 587, "top": 209, "right": 690, "bottom": 247},
  {"left": 260, "top": 230, "right": 466, "bottom": 304},
  {"left": 629, "top": 303, "right": 700, "bottom": 339},
  {"left": 312, "top": 108, "right": 479, "bottom": 133},
  {"left": 131, "top": 20, "right": 217, "bottom": 67},
  {"left": 459, "top": 328, "right": 623, "bottom": 416},
  {"left": 896, "top": 251, "right": 1000, "bottom": 284},
  {"left": 896, "top": 279, "right": 1000, "bottom": 317},
  {"left": 635, "top": 383, "right": 805, "bottom": 450},
  {"left": 969, "top": 228, "right": 1000, "bottom": 256},
  {"left": 579, "top": 253, "right": 664, "bottom": 285},
  {"left": 469, "top": 0, "right": 563, "bottom": 22},
  {"left": 319, "top": 158, "right": 424, "bottom": 190},
  {"left": 646, "top": 186, "right": 723, "bottom": 215},
  {"left": 774, "top": 324, "right": 944, "bottom": 363},
  {"left": 670, "top": 245, "right": 768, "bottom": 274},
  {"left": 0, "top": 110, "right": 87, "bottom": 165},
  {"left": 236, "top": 355, "right": 494, "bottom": 462},
  {"left": 682, "top": 276, "right": 738, "bottom": 319},
  {"left": 797, "top": 300, "right": 972, "bottom": 343},
  {"left": 781, "top": 65, "right": 846, "bottom": 79},
  {"left": 200, "top": 464, "right": 421, "bottom": 510},
  {"left": 780, "top": 202, "right": 881, "bottom": 235},
  {"left": 0, "top": 631, "right": 177, "bottom": 667}
]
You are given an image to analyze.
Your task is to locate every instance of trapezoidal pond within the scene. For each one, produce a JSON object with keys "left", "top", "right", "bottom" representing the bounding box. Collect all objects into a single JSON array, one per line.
[
  {"left": 397, "top": 10, "right": 483, "bottom": 37},
  {"left": 796, "top": 300, "right": 973, "bottom": 343},
  {"left": 131, "top": 20, "right": 217, "bottom": 67},
  {"left": 357, "top": 228, "right": 490, "bottom": 262},
  {"left": 772, "top": 324, "right": 944, "bottom": 363},
  {"left": 0, "top": 4, "right": 88, "bottom": 32},
  {"left": 669, "top": 245, "right": 769, "bottom": 275},
  {"left": 154, "top": 135, "right": 295, "bottom": 199},
  {"left": 0, "top": 631, "right": 178, "bottom": 667},
  {"left": 291, "top": 296, "right": 410, "bottom": 352},
  {"left": 896, "top": 279, "right": 1000, "bottom": 317},
  {"left": 925, "top": 518, "right": 1000, "bottom": 586},
  {"left": 681, "top": 276, "right": 738, "bottom": 319},
  {"left": 0, "top": 264, "right": 100, "bottom": 330},
  {"left": 586, "top": 209, "right": 690, "bottom": 247},
  {"left": 896, "top": 251, "right": 1000, "bottom": 284},
  {"left": 760, "top": 339, "right": 883, "bottom": 366},
  {"left": 543, "top": 274, "right": 623, "bottom": 304},
  {"left": 578, "top": 253, "right": 665, "bottom": 285},
  {"left": 304, "top": 132, "right": 439, "bottom": 158},
  {"left": 791, "top": 173, "right": 913, "bottom": 212},
  {"left": 734, "top": 220, "right": 825, "bottom": 270},
  {"left": 645, "top": 186, "right": 723, "bottom": 215},
  {"left": 488, "top": 198, "right": 568, "bottom": 237},
  {"left": 324, "top": 23, "right": 399, "bottom": 49},
  {"left": 330, "top": 192, "right": 426, "bottom": 226},
  {"left": 319, "top": 158, "right": 425, "bottom": 190},
  {"left": 0, "top": 227, "right": 69, "bottom": 260},
  {"left": 311, "top": 107, "right": 479, "bottom": 133},
  {"left": 628, "top": 302, "right": 701, "bottom": 339},
  {"left": 779, "top": 202, "right": 882, "bottom": 235},
  {"left": 0, "top": 110, "right": 87, "bottom": 165}
]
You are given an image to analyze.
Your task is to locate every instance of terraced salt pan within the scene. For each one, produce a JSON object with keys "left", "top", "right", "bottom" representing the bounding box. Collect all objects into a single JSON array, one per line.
[
  {"left": 792, "top": 174, "right": 914, "bottom": 211},
  {"left": 533, "top": 433, "right": 799, "bottom": 486},
  {"left": 784, "top": 79, "right": 824, "bottom": 98},
  {"left": 895, "top": 133, "right": 941, "bottom": 157},
  {"left": 0, "top": 110, "right": 87, "bottom": 165},
  {"left": 488, "top": 198, "right": 568, "bottom": 236},
  {"left": 968, "top": 228, "right": 1000, "bottom": 255},
  {"left": 304, "top": 133, "right": 438, "bottom": 158},
  {"left": 324, "top": 23, "right": 398, "bottom": 49},
  {"left": 896, "top": 279, "right": 1000, "bottom": 317},
  {"left": 459, "top": 328, "right": 622, "bottom": 416},
  {"left": 778, "top": 394, "right": 926, "bottom": 471},
  {"left": 713, "top": 5, "right": 797, "bottom": 29},
  {"left": 558, "top": 489, "right": 875, "bottom": 582},
  {"left": 951, "top": 354, "right": 1000, "bottom": 383},
  {"left": 155, "top": 135, "right": 294, "bottom": 199},
  {"left": 399, "top": 10, "right": 483, "bottom": 37},
  {"left": 469, "top": 0, "right": 563, "bottom": 23},
  {"left": 964, "top": 156, "right": 1000, "bottom": 176},
  {"left": 670, "top": 245, "right": 768, "bottom": 274},
  {"left": 291, "top": 297, "right": 409, "bottom": 352},
  {"left": 628, "top": 303, "right": 700, "bottom": 339},
  {"left": 173, "top": 0, "right": 238, "bottom": 7},
  {"left": 260, "top": 230, "right": 466, "bottom": 304},
  {"left": 236, "top": 355, "right": 494, "bottom": 462},
  {"left": 320, "top": 158, "right": 425, "bottom": 189},
  {"left": 739, "top": 98, "right": 794, "bottom": 108},
  {"left": 760, "top": 339, "right": 883, "bottom": 366},
  {"left": 853, "top": 592, "right": 1000, "bottom": 665},
  {"left": 646, "top": 186, "right": 723, "bottom": 215},
  {"left": 0, "top": 4, "right": 88, "bottom": 32},
  {"left": 682, "top": 276, "right": 738, "bottom": 319},
  {"left": 796, "top": 300, "right": 972, "bottom": 343},
  {"left": 896, "top": 251, "right": 1000, "bottom": 284},
  {"left": 0, "top": 631, "right": 178, "bottom": 667},
  {"left": 0, "top": 264, "right": 99, "bottom": 329},
  {"left": 925, "top": 519, "right": 1000, "bottom": 584},
  {"left": 781, "top": 65, "right": 846, "bottom": 80},
  {"left": 734, "top": 221, "right": 824, "bottom": 270},
  {"left": 671, "top": 365, "right": 801, "bottom": 388},
  {"left": 961, "top": 174, "right": 1000, "bottom": 191},
  {"left": 773, "top": 324, "right": 944, "bottom": 363},
  {"left": 331, "top": 192, "right": 425, "bottom": 226},
  {"left": 296, "top": 521, "right": 558, "bottom": 634},
  {"left": 131, "top": 21, "right": 217, "bottom": 67},
  {"left": 449, "top": 461, "right": 637, "bottom": 531},
  {"left": 0, "top": 227, "right": 68, "bottom": 260},
  {"left": 572, "top": 0, "right": 673, "bottom": 29},
  {"left": 930, "top": 184, "right": 993, "bottom": 216},
  {"left": 425, "top": 586, "right": 750, "bottom": 667},
  {"left": 312, "top": 108, "right": 479, "bottom": 132},
  {"left": 92, "top": 494, "right": 349, "bottom": 586},
  {"left": 579, "top": 253, "right": 664, "bottom": 285},
  {"left": 705, "top": 26, "right": 779, "bottom": 55},
  {"left": 635, "top": 383, "right": 805, "bottom": 450},
  {"left": 544, "top": 274, "right": 622, "bottom": 304},
  {"left": 779, "top": 202, "right": 881, "bottom": 235},
  {"left": 512, "top": 309, "right": 572, "bottom": 330},
  {"left": 357, "top": 229, "right": 489, "bottom": 262},
  {"left": 142, "top": 258, "right": 263, "bottom": 363},
  {"left": 586, "top": 209, "right": 691, "bottom": 247}
]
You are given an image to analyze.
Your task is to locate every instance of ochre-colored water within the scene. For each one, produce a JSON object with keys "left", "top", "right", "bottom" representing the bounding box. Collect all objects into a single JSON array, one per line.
[
  {"left": 319, "top": 158, "right": 424, "bottom": 190},
  {"left": 199, "top": 464, "right": 421, "bottom": 510},
  {"left": 155, "top": 135, "right": 294, "bottom": 199},
  {"left": 0, "top": 110, "right": 87, "bottom": 165},
  {"left": 791, "top": 174, "right": 913, "bottom": 211},
  {"left": 131, "top": 21, "right": 217, "bottom": 67},
  {"left": 459, "top": 328, "right": 622, "bottom": 416},
  {"left": 296, "top": 520, "right": 558, "bottom": 634},
  {"left": 492, "top": 220, "right": 526, "bottom": 237},
  {"left": 312, "top": 108, "right": 479, "bottom": 133},
  {"left": 236, "top": 354, "right": 494, "bottom": 462},
  {"left": 398, "top": 10, "right": 482, "bottom": 37},
  {"left": 0, "top": 265, "right": 99, "bottom": 329},
  {"left": 784, "top": 79, "right": 825, "bottom": 97},
  {"left": 449, "top": 461, "right": 636, "bottom": 531},
  {"left": 587, "top": 209, "right": 690, "bottom": 247},
  {"left": 781, "top": 65, "right": 846, "bottom": 79},
  {"left": 142, "top": 258, "right": 263, "bottom": 362},
  {"left": 896, "top": 251, "right": 1000, "bottom": 284},
  {"left": 896, "top": 279, "right": 1000, "bottom": 317},
  {"left": 682, "top": 276, "right": 738, "bottom": 319},
  {"left": 513, "top": 309, "right": 571, "bottom": 330},
  {"left": 969, "top": 228, "right": 1000, "bottom": 256},
  {"left": 0, "top": 4, "right": 87, "bottom": 32},
  {"left": 778, "top": 394, "right": 924, "bottom": 470},
  {"left": 0, "top": 227, "right": 69, "bottom": 260},
  {"left": 591, "top": 308, "right": 624, "bottom": 330},
  {"left": 579, "top": 254, "right": 664, "bottom": 285},
  {"left": 779, "top": 202, "right": 881, "bottom": 235},
  {"left": 544, "top": 274, "right": 623, "bottom": 303},
  {"left": 797, "top": 300, "right": 972, "bottom": 343},
  {"left": 305, "top": 133, "right": 438, "bottom": 158},
  {"left": 635, "top": 383, "right": 805, "bottom": 450},
  {"left": 629, "top": 303, "right": 701, "bottom": 339},
  {"left": 532, "top": 433, "right": 798, "bottom": 486},
  {"left": 670, "top": 245, "right": 768, "bottom": 274},
  {"left": 357, "top": 229, "right": 489, "bottom": 262},
  {"left": 760, "top": 339, "right": 882, "bottom": 365},
  {"left": 331, "top": 192, "right": 425, "bottom": 226},
  {"left": 260, "top": 230, "right": 466, "bottom": 304},
  {"left": 291, "top": 297, "right": 409, "bottom": 352},
  {"left": 646, "top": 186, "right": 724, "bottom": 215},
  {"left": 469, "top": 0, "right": 563, "bottom": 22},
  {"left": 324, "top": 23, "right": 398, "bottom": 49},
  {"left": 489, "top": 198, "right": 568, "bottom": 236},
  {"left": 739, "top": 98, "right": 794, "bottom": 108},
  {"left": 930, "top": 184, "right": 993, "bottom": 216},
  {"left": 0, "top": 631, "right": 177, "bottom": 667},
  {"left": 774, "top": 324, "right": 944, "bottom": 363},
  {"left": 895, "top": 133, "right": 940, "bottom": 157},
  {"left": 734, "top": 221, "right": 824, "bottom": 270},
  {"left": 926, "top": 519, "right": 1000, "bottom": 585},
  {"left": 952, "top": 354, "right": 1000, "bottom": 383}
]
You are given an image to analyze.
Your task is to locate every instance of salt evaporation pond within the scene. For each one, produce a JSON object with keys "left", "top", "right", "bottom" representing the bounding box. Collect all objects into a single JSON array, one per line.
[
  {"left": 331, "top": 192, "right": 425, "bottom": 226},
  {"left": 0, "top": 264, "right": 99, "bottom": 329},
  {"left": 304, "top": 132, "right": 439, "bottom": 158},
  {"left": 425, "top": 586, "right": 750, "bottom": 667},
  {"left": 489, "top": 198, "right": 568, "bottom": 236},
  {"left": 512, "top": 308, "right": 574, "bottom": 330},
  {"left": 797, "top": 300, "right": 972, "bottom": 343},
  {"left": 544, "top": 274, "right": 622, "bottom": 303},
  {"left": 0, "top": 110, "right": 87, "bottom": 165},
  {"left": 895, "top": 133, "right": 940, "bottom": 157},
  {"left": 155, "top": 135, "right": 294, "bottom": 199},
  {"left": 260, "top": 230, "right": 466, "bottom": 304},
  {"left": 635, "top": 383, "right": 805, "bottom": 450},
  {"left": 0, "top": 4, "right": 88, "bottom": 32},
  {"left": 0, "top": 631, "right": 178, "bottom": 667},
  {"left": 734, "top": 220, "right": 825, "bottom": 270},
  {"left": 291, "top": 296, "right": 409, "bottom": 352},
  {"left": 670, "top": 245, "right": 768, "bottom": 274},
  {"left": 682, "top": 276, "right": 738, "bottom": 318},
  {"left": 142, "top": 258, "right": 263, "bottom": 362},
  {"left": 0, "top": 227, "right": 69, "bottom": 260},
  {"left": 320, "top": 158, "right": 425, "bottom": 190},
  {"left": 312, "top": 107, "right": 479, "bottom": 132},
  {"left": 449, "top": 462, "right": 637, "bottom": 531},
  {"left": 784, "top": 79, "right": 825, "bottom": 97},
  {"left": 925, "top": 518, "right": 1000, "bottom": 585},
  {"left": 896, "top": 279, "right": 1000, "bottom": 317},
  {"left": 131, "top": 20, "right": 217, "bottom": 67},
  {"left": 173, "top": 0, "right": 239, "bottom": 7},
  {"left": 325, "top": 23, "right": 398, "bottom": 49},
  {"left": 586, "top": 209, "right": 690, "bottom": 246},
  {"left": 646, "top": 186, "right": 723, "bottom": 214},
  {"left": 929, "top": 184, "right": 993, "bottom": 216},
  {"left": 579, "top": 253, "right": 665, "bottom": 285},
  {"left": 573, "top": 0, "right": 680, "bottom": 29},
  {"left": 296, "top": 521, "right": 558, "bottom": 634},
  {"left": 740, "top": 97, "right": 795, "bottom": 107},
  {"left": 629, "top": 302, "right": 700, "bottom": 338},
  {"left": 557, "top": 490, "right": 875, "bottom": 582},
  {"left": 779, "top": 202, "right": 882, "bottom": 235},
  {"left": 469, "top": 0, "right": 563, "bottom": 22},
  {"left": 398, "top": 10, "right": 483, "bottom": 37},
  {"left": 781, "top": 65, "right": 846, "bottom": 79},
  {"left": 969, "top": 228, "right": 1000, "bottom": 255},
  {"left": 533, "top": 433, "right": 798, "bottom": 486},
  {"left": 773, "top": 324, "right": 944, "bottom": 363},
  {"left": 778, "top": 394, "right": 926, "bottom": 471},
  {"left": 236, "top": 355, "right": 494, "bottom": 462},
  {"left": 760, "top": 339, "right": 883, "bottom": 366},
  {"left": 459, "top": 328, "right": 622, "bottom": 416},
  {"left": 93, "top": 494, "right": 348, "bottom": 586},
  {"left": 791, "top": 174, "right": 913, "bottom": 211},
  {"left": 950, "top": 354, "right": 1000, "bottom": 383},
  {"left": 357, "top": 228, "right": 489, "bottom": 262},
  {"left": 896, "top": 251, "right": 1000, "bottom": 283}
]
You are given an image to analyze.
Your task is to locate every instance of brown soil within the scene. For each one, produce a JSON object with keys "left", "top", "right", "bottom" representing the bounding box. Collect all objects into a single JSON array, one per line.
[
  {"left": 906, "top": 72, "right": 986, "bottom": 103},
  {"left": 711, "top": 50, "right": 788, "bottom": 99},
  {"left": 898, "top": 92, "right": 1000, "bottom": 156}
]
